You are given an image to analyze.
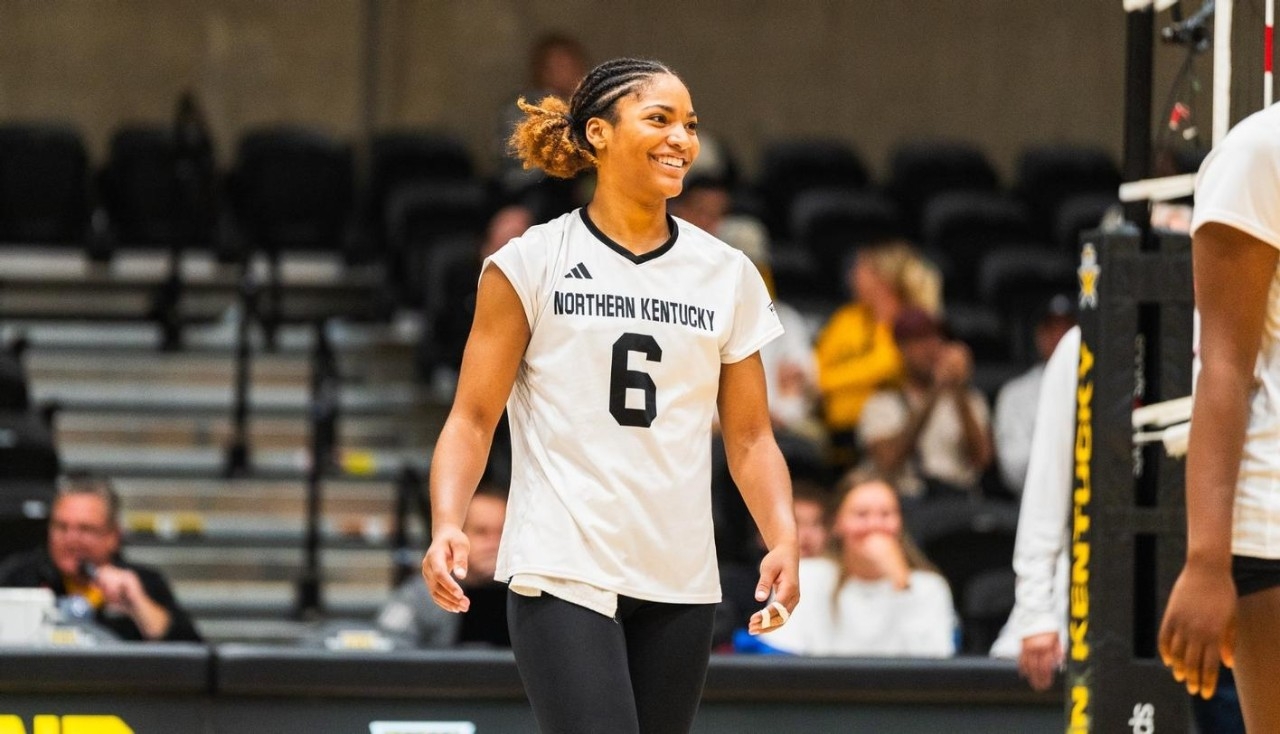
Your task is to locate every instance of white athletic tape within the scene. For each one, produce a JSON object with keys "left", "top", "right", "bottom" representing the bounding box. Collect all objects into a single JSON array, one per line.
[
  {"left": 760, "top": 601, "right": 790, "bottom": 629},
  {"left": 770, "top": 601, "right": 791, "bottom": 624}
]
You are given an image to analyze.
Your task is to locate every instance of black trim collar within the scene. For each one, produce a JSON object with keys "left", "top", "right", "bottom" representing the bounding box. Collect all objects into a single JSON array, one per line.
[{"left": 579, "top": 208, "right": 678, "bottom": 264}]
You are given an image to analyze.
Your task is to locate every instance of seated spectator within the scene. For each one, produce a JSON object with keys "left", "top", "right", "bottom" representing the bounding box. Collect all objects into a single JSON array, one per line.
[
  {"left": 793, "top": 480, "right": 832, "bottom": 559},
  {"left": 0, "top": 474, "right": 201, "bottom": 642},
  {"left": 422, "top": 204, "right": 534, "bottom": 393},
  {"left": 762, "top": 471, "right": 956, "bottom": 657},
  {"left": 992, "top": 293, "right": 1076, "bottom": 495},
  {"left": 815, "top": 240, "right": 942, "bottom": 468},
  {"left": 377, "top": 487, "right": 509, "bottom": 648},
  {"left": 857, "top": 308, "right": 993, "bottom": 500}
]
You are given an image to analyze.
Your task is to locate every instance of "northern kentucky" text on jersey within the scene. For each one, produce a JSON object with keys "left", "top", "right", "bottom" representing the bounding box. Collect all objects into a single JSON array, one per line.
[{"left": 553, "top": 290, "right": 716, "bottom": 332}]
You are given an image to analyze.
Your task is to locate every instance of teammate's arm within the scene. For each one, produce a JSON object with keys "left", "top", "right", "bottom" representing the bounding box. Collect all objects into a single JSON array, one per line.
[
  {"left": 717, "top": 352, "right": 800, "bottom": 634},
  {"left": 422, "top": 265, "right": 530, "bottom": 613},
  {"left": 1160, "top": 222, "right": 1276, "bottom": 698}
]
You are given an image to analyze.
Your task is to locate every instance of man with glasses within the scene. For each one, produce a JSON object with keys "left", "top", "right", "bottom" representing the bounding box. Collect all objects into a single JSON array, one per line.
[{"left": 0, "top": 474, "right": 200, "bottom": 642}]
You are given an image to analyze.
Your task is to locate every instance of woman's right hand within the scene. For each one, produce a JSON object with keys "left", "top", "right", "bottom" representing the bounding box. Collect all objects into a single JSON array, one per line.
[
  {"left": 422, "top": 525, "right": 472, "bottom": 613},
  {"left": 860, "top": 532, "right": 911, "bottom": 590}
]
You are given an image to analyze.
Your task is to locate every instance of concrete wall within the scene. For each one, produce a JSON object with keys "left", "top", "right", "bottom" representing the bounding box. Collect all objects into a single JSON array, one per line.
[{"left": 0, "top": 0, "right": 1206, "bottom": 182}]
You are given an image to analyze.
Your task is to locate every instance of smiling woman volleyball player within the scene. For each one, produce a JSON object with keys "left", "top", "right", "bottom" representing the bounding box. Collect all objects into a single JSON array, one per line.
[{"left": 421, "top": 58, "right": 800, "bottom": 733}]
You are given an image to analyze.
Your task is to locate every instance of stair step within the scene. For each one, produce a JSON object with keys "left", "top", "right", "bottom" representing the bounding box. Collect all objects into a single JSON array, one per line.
[
  {"left": 3, "top": 316, "right": 422, "bottom": 357},
  {"left": 0, "top": 248, "right": 358, "bottom": 285},
  {"left": 27, "top": 350, "right": 414, "bottom": 386},
  {"left": 56, "top": 413, "right": 422, "bottom": 451},
  {"left": 30, "top": 351, "right": 310, "bottom": 387},
  {"left": 127, "top": 545, "right": 393, "bottom": 582},
  {"left": 34, "top": 381, "right": 423, "bottom": 416},
  {"left": 120, "top": 511, "right": 426, "bottom": 545},
  {"left": 114, "top": 476, "right": 402, "bottom": 502},
  {"left": 194, "top": 617, "right": 319, "bottom": 645},
  {"left": 173, "top": 580, "right": 391, "bottom": 619},
  {"left": 61, "top": 445, "right": 431, "bottom": 480}
]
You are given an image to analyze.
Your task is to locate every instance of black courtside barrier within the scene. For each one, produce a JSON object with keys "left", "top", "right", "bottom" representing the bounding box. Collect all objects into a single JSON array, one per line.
[{"left": 0, "top": 645, "right": 1060, "bottom": 733}]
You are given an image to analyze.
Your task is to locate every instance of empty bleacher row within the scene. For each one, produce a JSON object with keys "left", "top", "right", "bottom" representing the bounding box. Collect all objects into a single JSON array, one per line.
[{"left": 0, "top": 122, "right": 1118, "bottom": 322}]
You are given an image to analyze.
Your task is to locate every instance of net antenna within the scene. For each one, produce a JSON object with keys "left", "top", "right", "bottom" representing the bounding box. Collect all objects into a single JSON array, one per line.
[
  {"left": 1213, "top": 0, "right": 1233, "bottom": 145},
  {"left": 1267, "top": 0, "right": 1275, "bottom": 106}
]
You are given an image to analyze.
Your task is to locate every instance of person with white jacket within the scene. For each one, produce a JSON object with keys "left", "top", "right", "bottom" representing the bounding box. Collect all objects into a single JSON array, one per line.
[{"left": 765, "top": 471, "right": 956, "bottom": 658}]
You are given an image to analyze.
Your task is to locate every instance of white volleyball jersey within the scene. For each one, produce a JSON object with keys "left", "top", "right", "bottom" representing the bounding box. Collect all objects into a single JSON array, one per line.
[
  {"left": 1191, "top": 102, "right": 1280, "bottom": 559},
  {"left": 487, "top": 209, "right": 783, "bottom": 603}
]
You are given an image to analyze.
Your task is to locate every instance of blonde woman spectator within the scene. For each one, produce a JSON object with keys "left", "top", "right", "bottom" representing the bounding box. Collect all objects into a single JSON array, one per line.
[
  {"left": 764, "top": 472, "right": 956, "bottom": 657},
  {"left": 814, "top": 241, "right": 941, "bottom": 467}
]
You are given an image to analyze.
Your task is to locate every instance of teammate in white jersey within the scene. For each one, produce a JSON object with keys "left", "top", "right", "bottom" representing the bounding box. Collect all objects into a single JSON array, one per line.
[
  {"left": 421, "top": 58, "right": 799, "bottom": 734},
  {"left": 1160, "top": 102, "right": 1280, "bottom": 731}
]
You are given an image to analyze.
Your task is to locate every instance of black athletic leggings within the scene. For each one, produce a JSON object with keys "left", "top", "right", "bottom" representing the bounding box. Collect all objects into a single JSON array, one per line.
[{"left": 508, "top": 590, "right": 718, "bottom": 734}]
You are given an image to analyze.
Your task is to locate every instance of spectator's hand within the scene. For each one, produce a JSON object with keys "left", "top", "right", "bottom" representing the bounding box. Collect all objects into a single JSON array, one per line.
[
  {"left": 748, "top": 542, "right": 799, "bottom": 635},
  {"left": 93, "top": 564, "right": 149, "bottom": 612},
  {"left": 934, "top": 342, "right": 973, "bottom": 388},
  {"left": 1018, "top": 631, "right": 1063, "bottom": 691},
  {"left": 859, "top": 532, "right": 910, "bottom": 590},
  {"left": 422, "top": 525, "right": 471, "bottom": 613},
  {"left": 1158, "top": 563, "right": 1237, "bottom": 699},
  {"left": 93, "top": 564, "right": 172, "bottom": 639}
]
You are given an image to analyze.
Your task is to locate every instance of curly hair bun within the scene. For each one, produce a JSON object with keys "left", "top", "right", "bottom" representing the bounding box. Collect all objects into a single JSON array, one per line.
[{"left": 508, "top": 95, "right": 596, "bottom": 179}]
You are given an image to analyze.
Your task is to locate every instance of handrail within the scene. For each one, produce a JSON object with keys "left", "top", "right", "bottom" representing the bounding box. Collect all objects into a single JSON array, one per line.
[
  {"left": 390, "top": 464, "right": 430, "bottom": 587},
  {"left": 295, "top": 318, "right": 340, "bottom": 618},
  {"left": 221, "top": 260, "right": 257, "bottom": 478}
]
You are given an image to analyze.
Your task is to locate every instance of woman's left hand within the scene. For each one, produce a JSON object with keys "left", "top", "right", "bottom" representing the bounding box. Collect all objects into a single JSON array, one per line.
[{"left": 748, "top": 542, "right": 800, "bottom": 635}]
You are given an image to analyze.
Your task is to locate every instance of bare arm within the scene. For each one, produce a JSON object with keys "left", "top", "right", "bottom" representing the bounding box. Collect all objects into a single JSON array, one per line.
[
  {"left": 718, "top": 353, "right": 799, "bottom": 633},
  {"left": 422, "top": 265, "right": 530, "bottom": 612},
  {"left": 1160, "top": 222, "right": 1277, "bottom": 698},
  {"left": 937, "top": 342, "right": 992, "bottom": 472},
  {"left": 951, "top": 387, "right": 993, "bottom": 472}
]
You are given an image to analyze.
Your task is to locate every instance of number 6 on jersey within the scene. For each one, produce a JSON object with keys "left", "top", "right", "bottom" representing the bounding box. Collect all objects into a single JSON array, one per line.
[{"left": 609, "top": 333, "right": 662, "bottom": 428}]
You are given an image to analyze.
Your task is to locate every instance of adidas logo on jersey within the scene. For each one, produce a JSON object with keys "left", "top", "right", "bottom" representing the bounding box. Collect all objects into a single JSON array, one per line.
[{"left": 564, "top": 263, "right": 593, "bottom": 279}]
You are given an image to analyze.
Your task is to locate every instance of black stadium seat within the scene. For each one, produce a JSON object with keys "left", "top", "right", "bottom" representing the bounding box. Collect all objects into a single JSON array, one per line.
[
  {"left": 977, "top": 246, "right": 1077, "bottom": 363},
  {"left": 229, "top": 126, "right": 354, "bottom": 256},
  {"left": 386, "top": 180, "right": 490, "bottom": 307},
  {"left": 0, "top": 351, "right": 30, "bottom": 412},
  {"left": 0, "top": 410, "right": 58, "bottom": 566},
  {"left": 1053, "top": 192, "right": 1119, "bottom": 254},
  {"left": 789, "top": 189, "right": 905, "bottom": 301},
  {"left": 961, "top": 567, "right": 1016, "bottom": 654},
  {"left": 0, "top": 411, "right": 60, "bottom": 485},
  {"left": 921, "top": 191, "right": 1033, "bottom": 303},
  {"left": 887, "top": 140, "right": 999, "bottom": 232},
  {"left": 367, "top": 131, "right": 476, "bottom": 248},
  {"left": 905, "top": 497, "right": 1019, "bottom": 652},
  {"left": 98, "top": 125, "right": 216, "bottom": 248},
  {"left": 756, "top": 139, "right": 869, "bottom": 238},
  {"left": 1015, "top": 145, "right": 1120, "bottom": 240},
  {"left": 0, "top": 123, "right": 90, "bottom": 245}
]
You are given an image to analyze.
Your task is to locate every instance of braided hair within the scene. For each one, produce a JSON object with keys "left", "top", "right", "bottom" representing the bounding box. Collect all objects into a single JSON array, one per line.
[{"left": 508, "top": 58, "right": 677, "bottom": 179}]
